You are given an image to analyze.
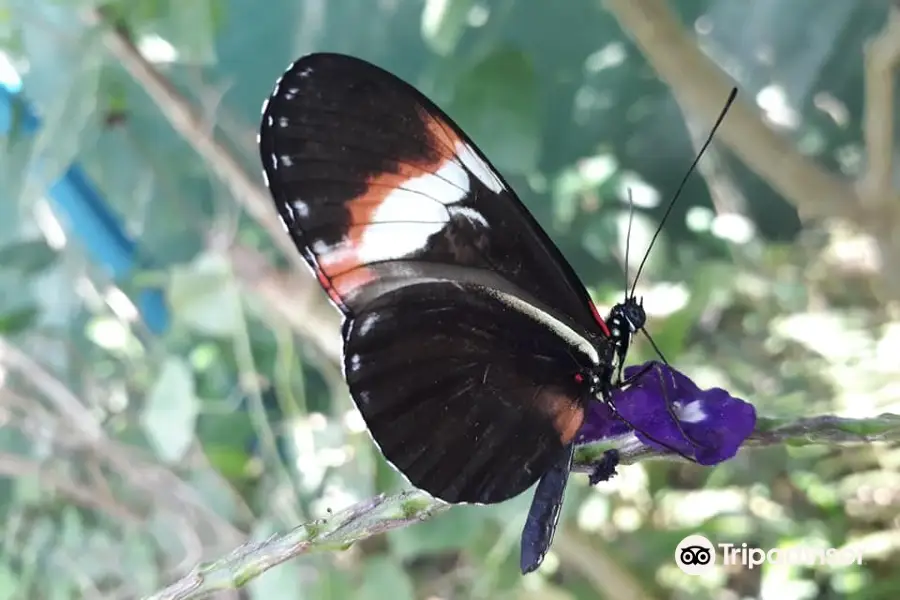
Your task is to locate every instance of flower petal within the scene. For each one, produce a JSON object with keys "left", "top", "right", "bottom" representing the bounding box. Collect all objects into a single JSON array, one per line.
[
  {"left": 575, "top": 400, "right": 630, "bottom": 445},
  {"left": 576, "top": 361, "right": 756, "bottom": 466}
]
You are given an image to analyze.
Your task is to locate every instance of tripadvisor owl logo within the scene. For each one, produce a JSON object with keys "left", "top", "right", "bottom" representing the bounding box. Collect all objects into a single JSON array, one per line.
[
  {"left": 674, "top": 534, "right": 863, "bottom": 575},
  {"left": 675, "top": 534, "right": 717, "bottom": 575}
]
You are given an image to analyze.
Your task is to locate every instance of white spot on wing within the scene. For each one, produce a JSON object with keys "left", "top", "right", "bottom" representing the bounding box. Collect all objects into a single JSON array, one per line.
[
  {"left": 359, "top": 313, "right": 379, "bottom": 336},
  {"left": 488, "top": 290, "right": 599, "bottom": 365},
  {"left": 354, "top": 159, "right": 470, "bottom": 264},
  {"left": 356, "top": 223, "right": 442, "bottom": 265},
  {"left": 456, "top": 141, "right": 505, "bottom": 193},
  {"left": 453, "top": 206, "right": 489, "bottom": 227},
  {"left": 291, "top": 199, "right": 308, "bottom": 217},
  {"left": 312, "top": 240, "right": 332, "bottom": 255}
]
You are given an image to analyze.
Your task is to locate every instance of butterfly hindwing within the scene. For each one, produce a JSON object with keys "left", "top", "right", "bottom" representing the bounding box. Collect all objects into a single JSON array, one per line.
[
  {"left": 258, "top": 52, "right": 607, "bottom": 336},
  {"left": 342, "top": 282, "right": 598, "bottom": 504}
]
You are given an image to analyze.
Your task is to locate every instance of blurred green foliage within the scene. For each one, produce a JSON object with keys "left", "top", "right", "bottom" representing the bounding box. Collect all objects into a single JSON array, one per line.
[{"left": 1, "top": 0, "right": 899, "bottom": 599}]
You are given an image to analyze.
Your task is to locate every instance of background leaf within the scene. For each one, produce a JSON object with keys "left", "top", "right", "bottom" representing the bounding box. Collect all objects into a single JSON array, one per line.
[
  {"left": 447, "top": 46, "right": 540, "bottom": 174},
  {"left": 357, "top": 557, "right": 415, "bottom": 600},
  {"left": 0, "top": 240, "right": 57, "bottom": 274},
  {"left": 167, "top": 252, "right": 243, "bottom": 337},
  {"left": 140, "top": 357, "right": 200, "bottom": 463}
]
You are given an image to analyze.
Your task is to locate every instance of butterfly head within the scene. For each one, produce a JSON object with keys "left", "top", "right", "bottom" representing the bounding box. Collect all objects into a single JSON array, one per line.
[{"left": 608, "top": 296, "right": 645, "bottom": 343}]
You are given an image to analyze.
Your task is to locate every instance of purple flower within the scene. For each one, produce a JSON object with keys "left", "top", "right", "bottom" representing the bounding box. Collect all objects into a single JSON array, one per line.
[{"left": 576, "top": 361, "right": 756, "bottom": 466}]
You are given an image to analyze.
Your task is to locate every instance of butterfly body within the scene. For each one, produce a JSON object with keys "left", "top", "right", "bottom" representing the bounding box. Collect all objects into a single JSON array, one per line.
[{"left": 606, "top": 296, "right": 647, "bottom": 385}]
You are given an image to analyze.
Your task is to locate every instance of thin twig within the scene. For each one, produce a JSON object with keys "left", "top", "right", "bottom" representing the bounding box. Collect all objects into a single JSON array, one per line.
[
  {"left": 859, "top": 5, "right": 900, "bottom": 207},
  {"left": 553, "top": 528, "right": 657, "bottom": 600},
  {"left": 82, "top": 10, "right": 305, "bottom": 274},
  {"left": 145, "top": 411, "right": 900, "bottom": 600},
  {"left": 0, "top": 338, "right": 102, "bottom": 440},
  {"left": 603, "top": 0, "right": 859, "bottom": 223},
  {"left": 0, "top": 452, "right": 143, "bottom": 524},
  {"left": 85, "top": 9, "right": 344, "bottom": 367}
]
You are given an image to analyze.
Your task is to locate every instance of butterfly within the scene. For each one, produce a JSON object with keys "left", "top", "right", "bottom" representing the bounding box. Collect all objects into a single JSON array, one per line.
[{"left": 257, "top": 52, "right": 736, "bottom": 573}]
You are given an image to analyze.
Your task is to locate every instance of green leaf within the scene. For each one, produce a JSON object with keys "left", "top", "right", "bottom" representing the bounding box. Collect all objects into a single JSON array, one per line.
[
  {"left": 0, "top": 305, "right": 39, "bottom": 334},
  {"left": 165, "top": 0, "right": 217, "bottom": 64},
  {"left": 357, "top": 557, "right": 415, "bottom": 600},
  {"left": 202, "top": 445, "right": 253, "bottom": 481},
  {"left": 647, "top": 305, "right": 693, "bottom": 360},
  {"left": 447, "top": 47, "right": 540, "bottom": 174},
  {"left": 28, "top": 34, "right": 104, "bottom": 186},
  {"left": 141, "top": 357, "right": 200, "bottom": 462},
  {"left": 0, "top": 563, "right": 19, "bottom": 600},
  {"left": 421, "top": 0, "right": 476, "bottom": 56},
  {"left": 167, "top": 252, "right": 242, "bottom": 337},
  {"left": 0, "top": 240, "right": 58, "bottom": 274}
]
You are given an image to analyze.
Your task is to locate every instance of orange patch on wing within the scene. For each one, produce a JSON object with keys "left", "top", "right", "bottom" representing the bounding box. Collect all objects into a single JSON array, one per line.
[
  {"left": 540, "top": 389, "right": 586, "bottom": 445},
  {"left": 314, "top": 108, "right": 456, "bottom": 302},
  {"left": 314, "top": 268, "right": 345, "bottom": 307}
]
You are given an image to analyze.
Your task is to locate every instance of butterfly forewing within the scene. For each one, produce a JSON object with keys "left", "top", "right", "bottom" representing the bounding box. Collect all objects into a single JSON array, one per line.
[
  {"left": 258, "top": 53, "right": 605, "bottom": 332},
  {"left": 258, "top": 53, "right": 610, "bottom": 504}
]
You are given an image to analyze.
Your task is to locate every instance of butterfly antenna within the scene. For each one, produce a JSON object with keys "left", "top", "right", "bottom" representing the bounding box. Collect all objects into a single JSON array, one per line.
[
  {"left": 629, "top": 87, "right": 738, "bottom": 298},
  {"left": 624, "top": 187, "right": 635, "bottom": 303},
  {"left": 641, "top": 329, "right": 669, "bottom": 365}
]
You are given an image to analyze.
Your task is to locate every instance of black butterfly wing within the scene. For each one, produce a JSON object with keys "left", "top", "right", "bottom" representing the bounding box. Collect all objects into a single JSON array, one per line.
[
  {"left": 258, "top": 52, "right": 609, "bottom": 336},
  {"left": 343, "top": 282, "right": 598, "bottom": 503},
  {"left": 258, "top": 53, "right": 610, "bottom": 504}
]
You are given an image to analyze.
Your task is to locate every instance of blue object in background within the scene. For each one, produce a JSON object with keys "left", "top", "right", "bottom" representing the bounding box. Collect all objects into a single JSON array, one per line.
[{"left": 0, "top": 80, "right": 169, "bottom": 334}]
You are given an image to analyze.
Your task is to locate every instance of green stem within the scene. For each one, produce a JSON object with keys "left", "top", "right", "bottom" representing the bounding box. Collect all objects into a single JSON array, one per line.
[{"left": 144, "top": 412, "right": 900, "bottom": 600}]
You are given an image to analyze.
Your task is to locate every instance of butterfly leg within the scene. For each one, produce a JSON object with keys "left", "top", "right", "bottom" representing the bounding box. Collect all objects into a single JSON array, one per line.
[{"left": 588, "top": 449, "right": 620, "bottom": 485}]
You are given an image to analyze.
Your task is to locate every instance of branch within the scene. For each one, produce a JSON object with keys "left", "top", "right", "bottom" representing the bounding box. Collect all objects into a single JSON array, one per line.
[
  {"left": 859, "top": 5, "right": 900, "bottom": 207},
  {"left": 0, "top": 338, "right": 103, "bottom": 440},
  {"left": 145, "top": 412, "right": 900, "bottom": 600},
  {"left": 83, "top": 10, "right": 305, "bottom": 272},
  {"left": 553, "top": 530, "right": 658, "bottom": 600},
  {"left": 0, "top": 450, "right": 143, "bottom": 524},
  {"left": 602, "top": 0, "right": 860, "bottom": 223},
  {"left": 84, "top": 9, "right": 345, "bottom": 367}
]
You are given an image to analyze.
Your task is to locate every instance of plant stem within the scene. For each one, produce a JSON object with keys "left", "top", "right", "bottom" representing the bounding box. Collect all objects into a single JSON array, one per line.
[{"left": 144, "top": 411, "right": 900, "bottom": 600}]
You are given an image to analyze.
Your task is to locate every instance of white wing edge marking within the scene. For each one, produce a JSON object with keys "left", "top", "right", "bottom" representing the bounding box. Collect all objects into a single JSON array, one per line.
[{"left": 487, "top": 290, "right": 599, "bottom": 366}]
